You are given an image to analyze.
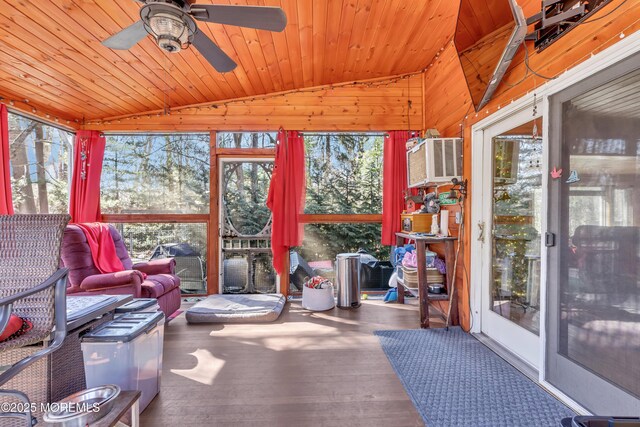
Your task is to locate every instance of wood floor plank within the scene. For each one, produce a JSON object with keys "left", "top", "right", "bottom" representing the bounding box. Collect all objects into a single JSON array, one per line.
[{"left": 141, "top": 299, "right": 438, "bottom": 426}]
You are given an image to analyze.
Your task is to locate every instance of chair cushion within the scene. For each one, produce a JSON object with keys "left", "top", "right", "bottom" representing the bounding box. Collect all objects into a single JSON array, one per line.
[
  {"left": 0, "top": 314, "right": 33, "bottom": 342},
  {"left": 141, "top": 274, "right": 180, "bottom": 299}
]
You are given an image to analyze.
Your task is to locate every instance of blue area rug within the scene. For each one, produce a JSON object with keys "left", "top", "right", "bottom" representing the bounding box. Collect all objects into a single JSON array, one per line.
[{"left": 375, "top": 327, "right": 574, "bottom": 427}]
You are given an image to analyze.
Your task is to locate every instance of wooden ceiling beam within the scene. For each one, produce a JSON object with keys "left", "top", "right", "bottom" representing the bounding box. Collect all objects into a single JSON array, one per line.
[
  {"left": 87, "top": 71, "right": 422, "bottom": 122},
  {"left": 86, "top": 73, "right": 423, "bottom": 132}
]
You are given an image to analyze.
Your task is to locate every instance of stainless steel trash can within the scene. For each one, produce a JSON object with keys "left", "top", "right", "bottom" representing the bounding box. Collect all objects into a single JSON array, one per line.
[{"left": 335, "top": 253, "right": 361, "bottom": 308}]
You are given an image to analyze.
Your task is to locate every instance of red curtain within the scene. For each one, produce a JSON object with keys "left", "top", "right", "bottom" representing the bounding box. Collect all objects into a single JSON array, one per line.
[
  {"left": 70, "top": 130, "right": 106, "bottom": 223},
  {"left": 381, "top": 130, "right": 411, "bottom": 245},
  {"left": 267, "top": 130, "right": 306, "bottom": 275},
  {"left": 0, "top": 104, "right": 13, "bottom": 215}
]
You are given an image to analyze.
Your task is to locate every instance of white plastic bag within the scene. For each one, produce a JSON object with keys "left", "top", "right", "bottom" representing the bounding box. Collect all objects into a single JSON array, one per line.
[{"left": 388, "top": 271, "right": 398, "bottom": 288}]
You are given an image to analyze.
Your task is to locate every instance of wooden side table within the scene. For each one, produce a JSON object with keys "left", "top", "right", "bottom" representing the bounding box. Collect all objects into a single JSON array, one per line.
[
  {"left": 395, "top": 232, "right": 459, "bottom": 328},
  {"left": 94, "top": 391, "right": 141, "bottom": 427}
]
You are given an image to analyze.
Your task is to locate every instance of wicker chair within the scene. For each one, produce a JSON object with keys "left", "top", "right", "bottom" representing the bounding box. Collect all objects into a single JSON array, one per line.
[{"left": 0, "top": 214, "right": 70, "bottom": 426}]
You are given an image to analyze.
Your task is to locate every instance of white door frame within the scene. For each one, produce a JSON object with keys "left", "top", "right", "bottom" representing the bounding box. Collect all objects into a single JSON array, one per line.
[
  {"left": 470, "top": 29, "right": 640, "bottom": 413},
  {"left": 475, "top": 106, "right": 543, "bottom": 370}
]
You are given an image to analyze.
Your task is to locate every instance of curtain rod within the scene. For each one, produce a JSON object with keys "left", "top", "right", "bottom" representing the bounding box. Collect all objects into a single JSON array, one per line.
[{"left": 99, "top": 131, "right": 209, "bottom": 136}]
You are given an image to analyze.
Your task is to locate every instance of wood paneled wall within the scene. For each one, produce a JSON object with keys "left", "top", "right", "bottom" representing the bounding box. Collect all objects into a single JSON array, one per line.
[
  {"left": 85, "top": 74, "right": 423, "bottom": 132},
  {"left": 423, "top": 0, "right": 640, "bottom": 331}
]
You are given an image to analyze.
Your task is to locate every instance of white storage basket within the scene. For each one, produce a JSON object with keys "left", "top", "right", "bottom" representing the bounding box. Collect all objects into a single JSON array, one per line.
[{"left": 302, "top": 284, "right": 335, "bottom": 311}]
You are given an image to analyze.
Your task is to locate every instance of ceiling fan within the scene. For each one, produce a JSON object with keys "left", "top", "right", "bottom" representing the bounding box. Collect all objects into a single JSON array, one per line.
[{"left": 102, "top": 0, "right": 287, "bottom": 73}]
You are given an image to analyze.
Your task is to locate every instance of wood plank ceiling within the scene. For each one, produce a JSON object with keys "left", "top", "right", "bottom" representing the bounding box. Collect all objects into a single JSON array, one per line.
[
  {"left": 454, "top": 0, "right": 514, "bottom": 53},
  {"left": 0, "top": 0, "right": 459, "bottom": 123}
]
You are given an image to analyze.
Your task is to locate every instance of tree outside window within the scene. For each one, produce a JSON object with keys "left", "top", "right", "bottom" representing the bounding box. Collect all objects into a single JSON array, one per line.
[{"left": 8, "top": 113, "right": 73, "bottom": 214}]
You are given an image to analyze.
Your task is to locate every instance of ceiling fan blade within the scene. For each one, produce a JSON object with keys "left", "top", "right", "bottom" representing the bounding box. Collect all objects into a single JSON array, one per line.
[
  {"left": 102, "top": 20, "right": 148, "bottom": 50},
  {"left": 190, "top": 5, "right": 287, "bottom": 32},
  {"left": 192, "top": 30, "right": 237, "bottom": 73}
]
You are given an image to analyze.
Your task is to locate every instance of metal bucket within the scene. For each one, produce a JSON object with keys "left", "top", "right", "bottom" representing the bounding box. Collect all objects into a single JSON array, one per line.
[{"left": 335, "top": 253, "right": 361, "bottom": 308}]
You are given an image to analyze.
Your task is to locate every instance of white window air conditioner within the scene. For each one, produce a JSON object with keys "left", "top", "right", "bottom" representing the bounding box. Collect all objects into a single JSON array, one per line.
[{"left": 407, "top": 138, "right": 462, "bottom": 188}]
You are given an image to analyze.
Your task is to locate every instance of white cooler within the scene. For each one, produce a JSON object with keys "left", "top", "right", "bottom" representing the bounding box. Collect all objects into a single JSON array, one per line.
[{"left": 81, "top": 311, "right": 165, "bottom": 412}]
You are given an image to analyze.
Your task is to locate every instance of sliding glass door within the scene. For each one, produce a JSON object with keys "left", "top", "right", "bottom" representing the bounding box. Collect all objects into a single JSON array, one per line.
[{"left": 547, "top": 53, "right": 640, "bottom": 415}]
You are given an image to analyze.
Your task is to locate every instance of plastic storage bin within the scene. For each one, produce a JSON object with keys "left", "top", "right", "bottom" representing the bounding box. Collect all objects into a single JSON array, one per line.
[
  {"left": 425, "top": 250, "right": 437, "bottom": 268},
  {"left": 81, "top": 312, "right": 165, "bottom": 412},
  {"left": 114, "top": 298, "right": 160, "bottom": 317}
]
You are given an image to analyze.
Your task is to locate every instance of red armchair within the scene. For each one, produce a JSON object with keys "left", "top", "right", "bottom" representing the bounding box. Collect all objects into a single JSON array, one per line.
[{"left": 60, "top": 224, "right": 181, "bottom": 317}]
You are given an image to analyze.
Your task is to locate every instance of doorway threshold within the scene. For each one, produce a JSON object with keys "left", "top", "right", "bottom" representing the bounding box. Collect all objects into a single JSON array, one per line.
[{"left": 472, "top": 332, "right": 539, "bottom": 382}]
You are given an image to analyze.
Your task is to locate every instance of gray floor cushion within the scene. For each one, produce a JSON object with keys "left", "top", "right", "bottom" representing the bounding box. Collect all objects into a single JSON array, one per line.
[{"left": 185, "top": 293, "right": 286, "bottom": 324}]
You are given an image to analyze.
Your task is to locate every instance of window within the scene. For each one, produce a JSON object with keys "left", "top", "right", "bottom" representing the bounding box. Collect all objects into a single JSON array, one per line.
[
  {"left": 216, "top": 132, "right": 276, "bottom": 148},
  {"left": 114, "top": 222, "right": 208, "bottom": 294},
  {"left": 568, "top": 187, "right": 605, "bottom": 235},
  {"left": 304, "top": 133, "right": 383, "bottom": 214},
  {"left": 299, "top": 223, "right": 385, "bottom": 261},
  {"left": 290, "top": 133, "right": 387, "bottom": 293},
  {"left": 101, "top": 134, "right": 210, "bottom": 214},
  {"left": 7, "top": 113, "right": 73, "bottom": 214},
  {"left": 291, "top": 223, "right": 390, "bottom": 292},
  {"left": 101, "top": 133, "right": 211, "bottom": 295}
]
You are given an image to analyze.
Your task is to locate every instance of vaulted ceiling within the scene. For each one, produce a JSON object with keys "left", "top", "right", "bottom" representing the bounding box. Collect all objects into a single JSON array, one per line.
[{"left": 0, "top": 0, "right": 462, "bottom": 123}]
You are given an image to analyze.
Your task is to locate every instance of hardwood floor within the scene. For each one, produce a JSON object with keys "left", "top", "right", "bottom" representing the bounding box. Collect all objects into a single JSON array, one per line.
[{"left": 141, "top": 299, "right": 442, "bottom": 426}]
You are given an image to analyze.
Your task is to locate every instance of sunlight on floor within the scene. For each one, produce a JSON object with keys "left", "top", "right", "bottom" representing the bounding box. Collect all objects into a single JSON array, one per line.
[{"left": 170, "top": 348, "right": 225, "bottom": 385}]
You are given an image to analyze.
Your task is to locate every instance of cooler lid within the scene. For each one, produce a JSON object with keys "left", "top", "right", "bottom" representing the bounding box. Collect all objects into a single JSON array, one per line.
[
  {"left": 82, "top": 311, "right": 164, "bottom": 343},
  {"left": 114, "top": 298, "right": 158, "bottom": 313}
]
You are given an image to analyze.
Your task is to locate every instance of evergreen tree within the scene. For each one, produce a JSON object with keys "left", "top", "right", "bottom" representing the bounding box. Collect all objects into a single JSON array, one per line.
[
  {"left": 7, "top": 114, "right": 71, "bottom": 214},
  {"left": 301, "top": 133, "right": 386, "bottom": 261}
]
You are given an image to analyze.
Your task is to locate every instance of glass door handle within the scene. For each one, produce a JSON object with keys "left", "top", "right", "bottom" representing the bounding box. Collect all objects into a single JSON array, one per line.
[{"left": 545, "top": 232, "right": 556, "bottom": 247}]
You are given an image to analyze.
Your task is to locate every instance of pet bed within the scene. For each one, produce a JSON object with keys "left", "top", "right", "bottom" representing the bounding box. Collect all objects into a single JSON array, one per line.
[{"left": 185, "top": 293, "right": 285, "bottom": 324}]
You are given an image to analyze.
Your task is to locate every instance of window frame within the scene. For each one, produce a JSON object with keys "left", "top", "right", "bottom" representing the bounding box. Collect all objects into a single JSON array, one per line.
[
  {"left": 302, "top": 132, "right": 385, "bottom": 217},
  {"left": 6, "top": 110, "right": 74, "bottom": 214},
  {"left": 99, "top": 130, "right": 386, "bottom": 297}
]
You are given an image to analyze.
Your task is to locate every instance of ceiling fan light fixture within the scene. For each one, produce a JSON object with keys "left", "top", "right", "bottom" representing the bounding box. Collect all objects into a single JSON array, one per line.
[
  {"left": 148, "top": 13, "right": 190, "bottom": 52},
  {"left": 104, "top": 0, "right": 287, "bottom": 72}
]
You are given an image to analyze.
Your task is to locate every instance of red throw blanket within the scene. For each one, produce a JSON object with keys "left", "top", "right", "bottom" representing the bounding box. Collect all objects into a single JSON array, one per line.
[{"left": 76, "top": 223, "right": 125, "bottom": 274}]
